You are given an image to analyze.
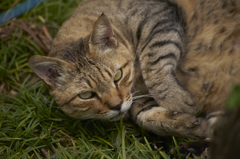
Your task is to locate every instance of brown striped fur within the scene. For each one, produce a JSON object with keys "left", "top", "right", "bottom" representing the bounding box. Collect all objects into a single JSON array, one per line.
[
  {"left": 29, "top": 0, "right": 240, "bottom": 139},
  {"left": 173, "top": 0, "right": 240, "bottom": 136},
  {"left": 176, "top": 0, "right": 240, "bottom": 113}
]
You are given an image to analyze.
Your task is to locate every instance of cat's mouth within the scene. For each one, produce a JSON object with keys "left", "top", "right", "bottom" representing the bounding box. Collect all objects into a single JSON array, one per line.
[{"left": 108, "top": 99, "right": 132, "bottom": 121}]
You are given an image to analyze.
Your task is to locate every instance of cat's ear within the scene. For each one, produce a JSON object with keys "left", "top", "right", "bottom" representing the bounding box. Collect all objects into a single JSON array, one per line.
[
  {"left": 89, "top": 13, "right": 118, "bottom": 51},
  {"left": 29, "top": 55, "right": 72, "bottom": 86}
]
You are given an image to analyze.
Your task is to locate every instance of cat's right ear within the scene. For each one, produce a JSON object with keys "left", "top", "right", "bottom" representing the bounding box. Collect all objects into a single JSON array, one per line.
[
  {"left": 29, "top": 55, "right": 72, "bottom": 86},
  {"left": 89, "top": 13, "right": 118, "bottom": 52}
]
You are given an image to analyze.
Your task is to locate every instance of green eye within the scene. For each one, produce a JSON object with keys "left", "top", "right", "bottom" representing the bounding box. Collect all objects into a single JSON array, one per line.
[
  {"left": 114, "top": 69, "right": 122, "bottom": 82},
  {"left": 78, "top": 91, "right": 94, "bottom": 99}
]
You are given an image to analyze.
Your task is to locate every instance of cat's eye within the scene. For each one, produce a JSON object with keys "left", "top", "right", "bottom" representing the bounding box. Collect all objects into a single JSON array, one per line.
[
  {"left": 114, "top": 69, "right": 122, "bottom": 82},
  {"left": 78, "top": 91, "right": 94, "bottom": 99}
]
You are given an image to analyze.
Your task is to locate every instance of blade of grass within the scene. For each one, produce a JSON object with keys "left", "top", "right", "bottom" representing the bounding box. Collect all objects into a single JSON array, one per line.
[
  {"left": 172, "top": 136, "right": 181, "bottom": 159},
  {"left": 120, "top": 115, "right": 126, "bottom": 159}
]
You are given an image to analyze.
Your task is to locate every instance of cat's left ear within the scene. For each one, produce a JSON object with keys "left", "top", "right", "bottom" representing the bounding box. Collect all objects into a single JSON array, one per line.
[{"left": 89, "top": 13, "right": 118, "bottom": 51}]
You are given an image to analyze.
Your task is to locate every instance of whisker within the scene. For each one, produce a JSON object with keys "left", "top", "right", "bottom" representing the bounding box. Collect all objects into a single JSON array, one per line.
[
  {"left": 132, "top": 94, "right": 153, "bottom": 100},
  {"left": 131, "top": 90, "right": 140, "bottom": 96}
]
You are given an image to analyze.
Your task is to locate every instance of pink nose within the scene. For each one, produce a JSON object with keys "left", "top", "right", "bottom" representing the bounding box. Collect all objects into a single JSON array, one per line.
[{"left": 109, "top": 99, "right": 123, "bottom": 110}]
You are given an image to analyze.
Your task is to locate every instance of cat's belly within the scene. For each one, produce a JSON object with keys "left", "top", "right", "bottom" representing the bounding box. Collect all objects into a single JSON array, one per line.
[{"left": 177, "top": 54, "right": 240, "bottom": 114}]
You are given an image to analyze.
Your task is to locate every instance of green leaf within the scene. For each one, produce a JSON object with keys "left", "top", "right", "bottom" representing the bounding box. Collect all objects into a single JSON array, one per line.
[{"left": 227, "top": 85, "right": 240, "bottom": 109}]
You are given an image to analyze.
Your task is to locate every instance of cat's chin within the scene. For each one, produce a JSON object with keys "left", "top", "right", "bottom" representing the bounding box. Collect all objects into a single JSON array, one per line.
[{"left": 108, "top": 111, "right": 128, "bottom": 122}]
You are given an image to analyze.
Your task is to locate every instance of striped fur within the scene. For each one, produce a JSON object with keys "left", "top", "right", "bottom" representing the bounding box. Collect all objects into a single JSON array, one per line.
[{"left": 29, "top": 0, "right": 240, "bottom": 139}]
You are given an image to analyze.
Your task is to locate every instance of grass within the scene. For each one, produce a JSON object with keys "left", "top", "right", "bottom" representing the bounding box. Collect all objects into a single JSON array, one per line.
[
  {"left": 1, "top": 0, "right": 240, "bottom": 158},
  {"left": 0, "top": 0, "right": 184, "bottom": 158}
]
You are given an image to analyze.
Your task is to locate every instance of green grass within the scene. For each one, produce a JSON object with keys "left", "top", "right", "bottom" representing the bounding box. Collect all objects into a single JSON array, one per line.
[
  {"left": 0, "top": 0, "right": 184, "bottom": 158},
  {"left": 1, "top": 0, "right": 240, "bottom": 158}
]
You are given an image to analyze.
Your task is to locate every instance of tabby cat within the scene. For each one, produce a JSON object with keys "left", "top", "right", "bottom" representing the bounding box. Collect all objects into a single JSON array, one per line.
[{"left": 29, "top": 0, "right": 240, "bottom": 139}]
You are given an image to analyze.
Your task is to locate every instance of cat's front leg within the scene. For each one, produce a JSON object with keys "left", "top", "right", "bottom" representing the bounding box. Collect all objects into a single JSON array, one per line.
[
  {"left": 141, "top": 62, "right": 196, "bottom": 114},
  {"left": 136, "top": 24, "right": 196, "bottom": 114},
  {"left": 130, "top": 98, "right": 207, "bottom": 139}
]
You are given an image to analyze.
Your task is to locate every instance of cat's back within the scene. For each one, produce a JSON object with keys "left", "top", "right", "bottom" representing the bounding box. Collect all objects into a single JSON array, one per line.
[
  {"left": 176, "top": 0, "right": 240, "bottom": 113},
  {"left": 49, "top": 0, "right": 173, "bottom": 57}
]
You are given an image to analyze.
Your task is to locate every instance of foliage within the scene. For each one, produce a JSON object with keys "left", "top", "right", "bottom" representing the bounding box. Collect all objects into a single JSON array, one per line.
[{"left": 227, "top": 85, "right": 240, "bottom": 109}]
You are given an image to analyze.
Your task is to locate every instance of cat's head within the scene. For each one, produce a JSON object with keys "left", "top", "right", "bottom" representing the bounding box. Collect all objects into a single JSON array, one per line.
[{"left": 29, "top": 14, "right": 134, "bottom": 121}]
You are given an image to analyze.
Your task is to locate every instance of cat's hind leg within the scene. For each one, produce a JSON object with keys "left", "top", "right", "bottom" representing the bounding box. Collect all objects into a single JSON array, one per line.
[{"left": 130, "top": 97, "right": 207, "bottom": 139}]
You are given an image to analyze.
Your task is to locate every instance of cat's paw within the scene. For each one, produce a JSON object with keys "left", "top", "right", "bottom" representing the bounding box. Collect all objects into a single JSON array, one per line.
[
  {"left": 137, "top": 107, "right": 208, "bottom": 139},
  {"left": 165, "top": 111, "right": 208, "bottom": 139}
]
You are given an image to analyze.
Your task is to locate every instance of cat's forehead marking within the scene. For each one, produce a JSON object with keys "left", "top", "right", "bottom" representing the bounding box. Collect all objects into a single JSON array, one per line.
[{"left": 73, "top": 62, "right": 115, "bottom": 90}]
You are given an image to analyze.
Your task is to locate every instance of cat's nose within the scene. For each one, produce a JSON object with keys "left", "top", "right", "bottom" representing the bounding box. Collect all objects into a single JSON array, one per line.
[{"left": 109, "top": 100, "right": 123, "bottom": 111}]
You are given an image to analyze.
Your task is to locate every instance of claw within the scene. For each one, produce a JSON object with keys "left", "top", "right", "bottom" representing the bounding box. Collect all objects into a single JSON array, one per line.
[
  {"left": 173, "top": 111, "right": 178, "bottom": 115},
  {"left": 193, "top": 118, "right": 201, "bottom": 125}
]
